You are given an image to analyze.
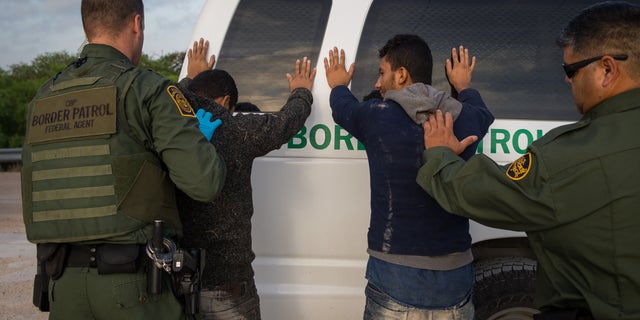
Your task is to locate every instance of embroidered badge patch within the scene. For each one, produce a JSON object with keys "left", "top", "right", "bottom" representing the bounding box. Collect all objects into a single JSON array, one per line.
[
  {"left": 506, "top": 152, "right": 532, "bottom": 181},
  {"left": 166, "top": 85, "right": 196, "bottom": 118}
]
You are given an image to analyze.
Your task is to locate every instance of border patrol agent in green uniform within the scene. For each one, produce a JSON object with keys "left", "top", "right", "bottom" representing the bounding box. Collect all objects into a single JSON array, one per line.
[
  {"left": 416, "top": 2, "right": 640, "bottom": 320},
  {"left": 21, "top": 1, "right": 226, "bottom": 319}
]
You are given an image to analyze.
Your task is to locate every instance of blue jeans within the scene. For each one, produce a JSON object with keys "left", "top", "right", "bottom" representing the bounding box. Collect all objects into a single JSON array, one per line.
[
  {"left": 199, "top": 280, "right": 261, "bottom": 320},
  {"left": 365, "top": 256, "right": 474, "bottom": 309},
  {"left": 364, "top": 282, "right": 474, "bottom": 320}
]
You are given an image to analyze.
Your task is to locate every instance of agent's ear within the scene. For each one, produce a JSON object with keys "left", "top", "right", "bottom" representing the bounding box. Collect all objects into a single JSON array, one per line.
[
  {"left": 133, "top": 14, "right": 144, "bottom": 34},
  {"left": 600, "top": 56, "right": 620, "bottom": 87}
]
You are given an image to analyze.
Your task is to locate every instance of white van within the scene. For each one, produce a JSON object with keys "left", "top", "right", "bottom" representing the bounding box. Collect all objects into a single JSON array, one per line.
[{"left": 180, "top": 1, "right": 596, "bottom": 319}]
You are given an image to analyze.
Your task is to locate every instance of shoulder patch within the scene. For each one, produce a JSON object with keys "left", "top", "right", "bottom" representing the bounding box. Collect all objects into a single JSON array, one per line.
[
  {"left": 166, "top": 85, "right": 195, "bottom": 118},
  {"left": 506, "top": 152, "right": 532, "bottom": 181}
]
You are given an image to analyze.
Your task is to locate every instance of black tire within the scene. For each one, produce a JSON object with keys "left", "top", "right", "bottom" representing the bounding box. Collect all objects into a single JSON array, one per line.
[{"left": 473, "top": 256, "right": 539, "bottom": 320}]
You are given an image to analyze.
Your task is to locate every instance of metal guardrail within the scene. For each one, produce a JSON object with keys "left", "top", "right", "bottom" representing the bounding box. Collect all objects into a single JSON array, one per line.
[{"left": 0, "top": 148, "right": 22, "bottom": 164}]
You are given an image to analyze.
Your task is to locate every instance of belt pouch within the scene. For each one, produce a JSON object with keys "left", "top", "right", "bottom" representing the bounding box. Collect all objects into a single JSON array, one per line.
[
  {"left": 39, "top": 243, "right": 68, "bottom": 280},
  {"left": 96, "top": 244, "right": 141, "bottom": 274}
]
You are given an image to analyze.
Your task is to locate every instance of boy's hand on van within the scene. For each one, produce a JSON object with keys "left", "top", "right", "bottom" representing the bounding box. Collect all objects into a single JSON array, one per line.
[
  {"left": 187, "top": 37, "right": 216, "bottom": 79},
  {"left": 324, "top": 47, "right": 355, "bottom": 89},
  {"left": 446, "top": 46, "right": 475, "bottom": 93},
  {"left": 287, "top": 57, "right": 317, "bottom": 92}
]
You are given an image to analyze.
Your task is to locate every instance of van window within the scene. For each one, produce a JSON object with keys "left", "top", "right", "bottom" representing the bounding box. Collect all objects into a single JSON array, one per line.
[
  {"left": 351, "top": 0, "right": 597, "bottom": 121},
  {"left": 215, "top": 0, "right": 331, "bottom": 112}
]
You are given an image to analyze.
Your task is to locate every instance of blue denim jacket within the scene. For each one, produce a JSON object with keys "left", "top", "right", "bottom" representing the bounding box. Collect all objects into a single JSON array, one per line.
[{"left": 330, "top": 85, "right": 494, "bottom": 256}]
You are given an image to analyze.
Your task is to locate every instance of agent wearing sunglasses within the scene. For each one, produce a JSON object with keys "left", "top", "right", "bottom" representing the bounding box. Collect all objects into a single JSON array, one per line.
[{"left": 415, "top": 2, "right": 640, "bottom": 319}]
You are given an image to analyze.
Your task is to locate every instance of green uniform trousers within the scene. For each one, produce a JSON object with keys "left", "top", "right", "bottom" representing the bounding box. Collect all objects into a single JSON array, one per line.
[{"left": 48, "top": 266, "right": 192, "bottom": 320}]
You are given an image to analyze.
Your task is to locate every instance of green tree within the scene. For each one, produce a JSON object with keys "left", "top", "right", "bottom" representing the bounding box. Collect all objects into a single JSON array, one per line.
[
  {"left": 0, "top": 51, "right": 184, "bottom": 148},
  {"left": 140, "top": 52, "right": 185, "bottom": 82},
  {"left": 0, "top": 52, "right": 73, "bottom": 148}
]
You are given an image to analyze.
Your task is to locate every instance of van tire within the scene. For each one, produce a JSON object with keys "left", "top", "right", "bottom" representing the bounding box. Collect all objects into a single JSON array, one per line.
[{"left": 473, "top": 257, "right": 539, "bottom": 320}]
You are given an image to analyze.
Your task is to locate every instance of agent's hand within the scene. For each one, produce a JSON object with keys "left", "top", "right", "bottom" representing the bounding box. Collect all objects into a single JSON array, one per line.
[
  {"left": 187, "top": 38, "right": 216, "bottom": 79},
  {"left": 323, "top": 47, "right": 355, "bottom": 89},
  {"left": 423, "top": 110, "right": 477, "bottom": 155},
  {"left": 287, "top": 56, "right": 316, "bottom": 92},
  {"left": 196, "top": 109, "right": 222, "bottom": 141},
  {"left": 446, "top": 46, "right": 475, "bottom": 93}
]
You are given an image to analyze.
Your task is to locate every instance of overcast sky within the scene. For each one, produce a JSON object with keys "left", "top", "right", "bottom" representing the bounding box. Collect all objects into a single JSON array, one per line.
[{"left": 0, "top": 0, "right": 206, "bottom": 70}]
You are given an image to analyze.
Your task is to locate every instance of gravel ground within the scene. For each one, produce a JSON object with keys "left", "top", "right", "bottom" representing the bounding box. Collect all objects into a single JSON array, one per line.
[{"left": 0, "top": 172, "right": 48, "bottom": 320}]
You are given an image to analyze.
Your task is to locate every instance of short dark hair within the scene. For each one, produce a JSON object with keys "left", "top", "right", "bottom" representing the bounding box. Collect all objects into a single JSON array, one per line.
[
  {"left": 378, "top": 34, "right": 433, "bottom": 85},
  {"left": 81, "top": 0, "right": 144, "bottom": 40},
  {"left": 556, "top": 1, "right": 640, "bottom": 75},
  {"left": 188, "top": 69, "right": 239, "bottom": 109},
  {"left": 235, "top": 102, "right": 261, "bottom": 112}
]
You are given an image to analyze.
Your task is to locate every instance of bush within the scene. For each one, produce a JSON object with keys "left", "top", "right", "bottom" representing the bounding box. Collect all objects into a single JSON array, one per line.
[{"left": 0, "top": 51, "right": 183, "bottom": 148}]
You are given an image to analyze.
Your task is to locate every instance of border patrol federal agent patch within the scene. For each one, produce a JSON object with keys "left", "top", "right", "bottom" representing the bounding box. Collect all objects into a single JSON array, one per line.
[
  {"left": 29, "top": 86, "right": 117, "bottom": 144},
  {"left": 506, "top": 152, "right": 532, "bottom": 181},
  {"left": 167, "top": 85, "right": 196, "bottom": 118}
]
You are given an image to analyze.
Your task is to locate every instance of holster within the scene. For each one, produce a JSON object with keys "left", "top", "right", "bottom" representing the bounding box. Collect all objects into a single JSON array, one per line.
[
  {"left": 172, "top": 248, "right": 205, "bottom": 315},
  {"left": 33, "top": 262, "right": 49, "bottom": 312},
  {"left": 534, "top": 308, "right": 594, "bottom": 320},
  {"left": 33, "top": 243, "right": 67, "bottom": 312}
]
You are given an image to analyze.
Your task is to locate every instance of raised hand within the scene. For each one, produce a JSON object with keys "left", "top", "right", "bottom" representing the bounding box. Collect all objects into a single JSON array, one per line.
[
  {"left": 323, "top": 47, "right": 355, "bottom": 89},
  {"left": 287, "top": 56, "right": 317, "bottom": 92},
  {"left": 446, "top": 46, "right": 476, "bottom": 93},
  {"left": 187, "top": 38, "right": 216, "bottom": 79}
]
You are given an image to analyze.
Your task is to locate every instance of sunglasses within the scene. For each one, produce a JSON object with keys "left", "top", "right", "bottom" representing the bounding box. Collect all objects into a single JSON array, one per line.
[{"left": 562, "top": 54, "right": 628, "bottom": 78}]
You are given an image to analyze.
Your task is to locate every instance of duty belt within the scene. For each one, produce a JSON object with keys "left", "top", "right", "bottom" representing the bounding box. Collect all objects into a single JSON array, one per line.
[{"left": 65, "top": 243, "right": 145, "bottom": 273}]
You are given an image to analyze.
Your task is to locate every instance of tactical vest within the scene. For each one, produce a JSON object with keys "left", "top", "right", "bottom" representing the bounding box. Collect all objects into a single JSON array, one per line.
[{"left": 22, "top": 59, "right": 182, "bottom": 243}]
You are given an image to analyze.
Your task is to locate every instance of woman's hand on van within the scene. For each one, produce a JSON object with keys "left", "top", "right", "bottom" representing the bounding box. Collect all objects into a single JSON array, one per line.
[
  {"left": 287, "top": 56, "right": 316, "bottom": 92},
  {"left": 324, "top": 47, "right": 355, "bottom": 89},
  {"left": 187, "top": 38, "right": 216, "bottom": 79},
  {"left": 446, "top": 46, "right": 476, "bottom": 93}
]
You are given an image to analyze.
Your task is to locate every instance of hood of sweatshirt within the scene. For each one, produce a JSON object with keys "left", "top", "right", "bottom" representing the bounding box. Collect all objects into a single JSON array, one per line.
[{"left": 384, "top": 83, "right": 462, "bottom": 125}]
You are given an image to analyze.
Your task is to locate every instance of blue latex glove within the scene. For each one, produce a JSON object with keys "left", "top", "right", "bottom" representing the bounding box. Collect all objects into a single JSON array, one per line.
[{"left": 196, "top": 109, "right": 222, "bottom": 141}]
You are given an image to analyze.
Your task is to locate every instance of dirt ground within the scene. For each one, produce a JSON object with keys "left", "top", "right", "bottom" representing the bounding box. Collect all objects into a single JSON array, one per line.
[{"left": 0, "top": 172, "right": 48, "bottom": 320}]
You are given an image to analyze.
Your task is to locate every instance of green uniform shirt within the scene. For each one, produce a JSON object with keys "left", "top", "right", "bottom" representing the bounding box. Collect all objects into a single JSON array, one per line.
[
  {"left": 417, "top": 88, "right": 640, "bottom": 319},
  {"left": 110, "top": 45, "right": 226, "bottom": 203},
  {"left": 22, "top": 44, "right": 226, "bottom": 243}
]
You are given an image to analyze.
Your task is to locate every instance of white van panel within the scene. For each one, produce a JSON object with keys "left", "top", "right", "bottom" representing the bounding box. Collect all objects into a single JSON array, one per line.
[
  {"left": 186, "top": 0, "right": 239, "bottom": 69},
  {"left": 250, "top": 157, "right": 369, "bottom": 318},
  {"left": 181, "top": 0, "right": 585, "bottom": 318}
]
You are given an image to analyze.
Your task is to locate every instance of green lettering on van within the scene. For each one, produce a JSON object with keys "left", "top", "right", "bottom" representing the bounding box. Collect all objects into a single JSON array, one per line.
[
  {"left": 512, "top": 129, "right": 533, "bottom": 154},
  {"left": 288, "top": 124, "right": 366, "bottom": 150},
  {"left": 310, "top": 124, "right": 331, "bottom": 149},
  {"left": 291, "top": 126, "right": 545, "bottom": 153},
  {"left": 491, "top": 129, "right": 510, "bottom": 154},
  {"left": 481, "top": 128, "right": 545, "bottom": 155},
  {"left": 335, "top": 125, "right": 354, "bottom": 150},
  {"left": 288, "top": 126, "right": 307, "bottom": 149},
  {"left": 335, "top": 125, "right": 365, "bottom": 150}
]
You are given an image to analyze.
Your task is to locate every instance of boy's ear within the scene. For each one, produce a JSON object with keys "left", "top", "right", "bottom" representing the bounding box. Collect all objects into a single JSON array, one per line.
[
  {"left": 395, "top": 67, "right": 412, "bottom": 86},
  {"left": 222, "top": 95, "right": 231, "bottom": 109}
]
